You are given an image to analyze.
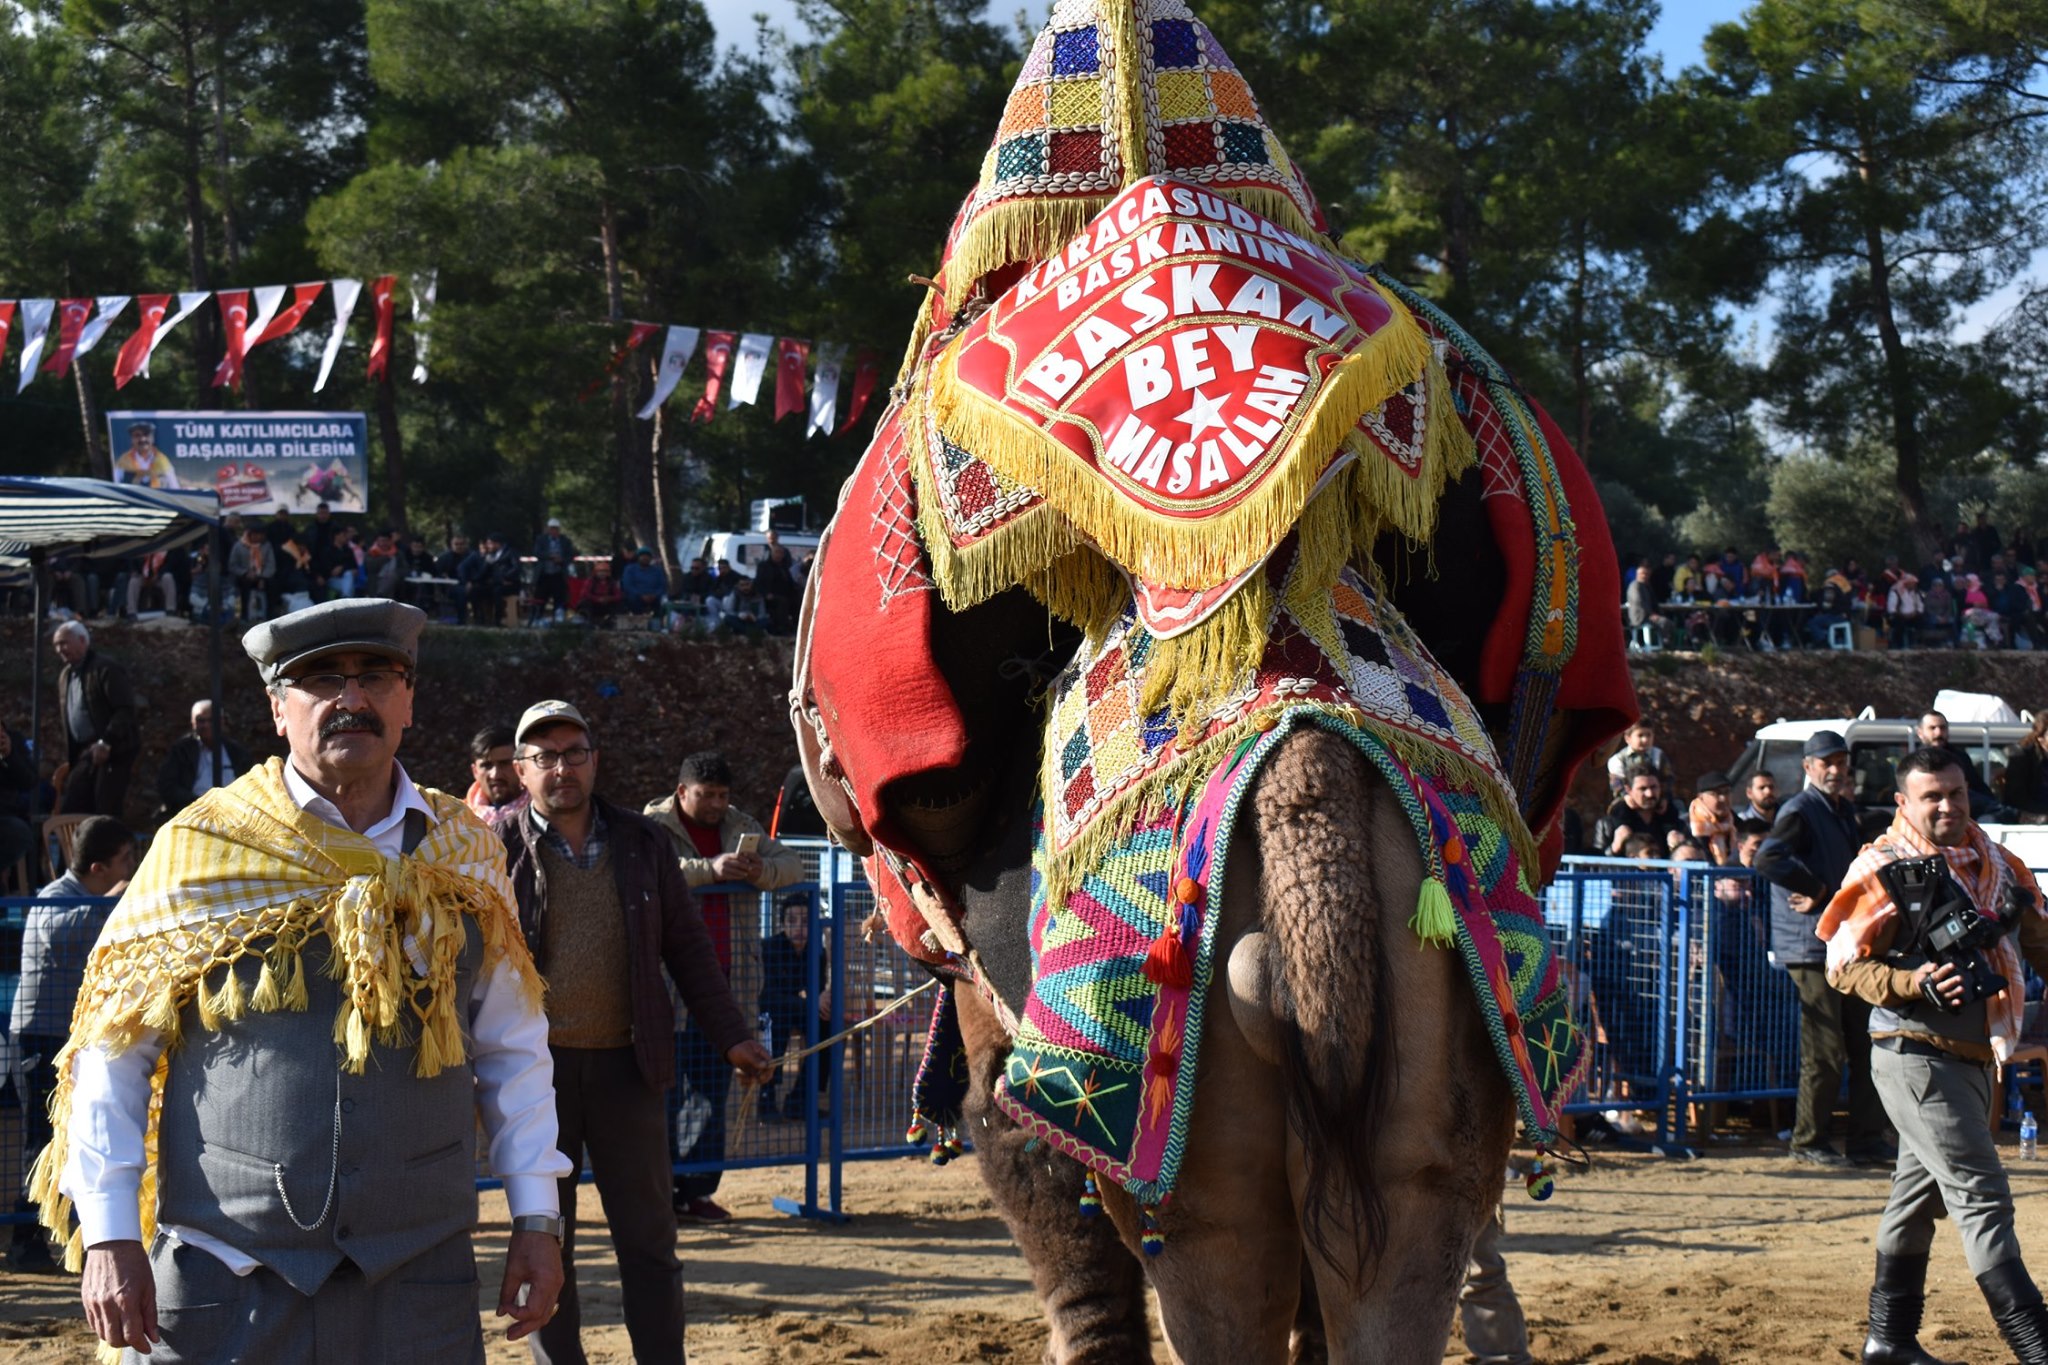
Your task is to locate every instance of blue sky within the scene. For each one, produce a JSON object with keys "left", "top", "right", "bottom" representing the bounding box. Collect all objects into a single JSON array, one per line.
[
  {"left": 701, "top": 0, "right": 1755, "bottom": 69},
  {"left": 712, "top": 0, "right": 1753, "bottom": 67}
]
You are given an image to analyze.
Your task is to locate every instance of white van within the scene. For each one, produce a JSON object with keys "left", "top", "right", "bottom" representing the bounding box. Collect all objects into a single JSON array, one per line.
[
  {"left": 676, "top": 531, "right": 820, "bottom": 580},
  {"left": 1727, "top": 705, "right": 2037, "bottom": 830}
]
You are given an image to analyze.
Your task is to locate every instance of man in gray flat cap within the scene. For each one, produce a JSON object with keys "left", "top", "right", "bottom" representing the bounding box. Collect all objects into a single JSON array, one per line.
[
  {"left": 1757, "top": 729, "right": 1889, "bottom": 1168},
  {"left": 47, "top": 598, "right": 571, "bottom": 1362}
]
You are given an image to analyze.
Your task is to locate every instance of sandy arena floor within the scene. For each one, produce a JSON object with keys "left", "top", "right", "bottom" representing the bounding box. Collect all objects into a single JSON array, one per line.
[{"left": 6, "top": 1138, "right": 2048, "bottom": 1363}]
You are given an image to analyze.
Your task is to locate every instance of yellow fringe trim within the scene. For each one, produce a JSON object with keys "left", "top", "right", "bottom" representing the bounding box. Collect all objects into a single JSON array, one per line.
[
  {"left": 926, "top": 296, "right": 1437, "bottom": 593},
  {"left": 940, "top": 196, "right": 1109, "bottom": 314},
  {"left": 30, "top": 894, "right": 542, "bottom": 1277}
]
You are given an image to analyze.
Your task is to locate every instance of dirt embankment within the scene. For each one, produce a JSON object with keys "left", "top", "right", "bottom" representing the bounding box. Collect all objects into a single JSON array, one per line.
[
  {"left": 5, "top": 616, "right": 2040, "bottom": 837},
  {"left": 0, "top": 619, "right": 799, "bottom": 829},
  {"left": 1570, "top": 649, "right": 2048, "bottom": 815}
]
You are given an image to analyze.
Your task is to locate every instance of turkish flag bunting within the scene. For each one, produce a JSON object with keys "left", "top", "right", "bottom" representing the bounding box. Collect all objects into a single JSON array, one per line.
[
  {"left": 210, "top": 289, "right": 264, "bottom": 388},
  {"left": 0, "top": 302, "right": 15, "bottom": 369},
  {"left": 40, "top": 298, "right": 95, "bottom": 377},
  {"left": 72, "top": 296, "right": 131, "bottom": 360},
  {"left": 15, "top": 300, "right": 53, "bottom": 394},
  {"left": 692, "top": 331, "right": 739, "bottom": 423},
  {"left": 578, "top": 321, "right": 660, "bottom": 402},
  {"left": 113, "top": 295, "right": 172, "bottom": 389},
  {"left": 366, "top": 275, "right": 397, "bottom": 381},
  {"left": 251, "top": 281, "right": 325, "bottom": 348},
  {"left": 838, "top": 348, "right": 881, "bottom": 433},
  {"left": 774, "top": 337, "right": 811, "bottom": 422}
]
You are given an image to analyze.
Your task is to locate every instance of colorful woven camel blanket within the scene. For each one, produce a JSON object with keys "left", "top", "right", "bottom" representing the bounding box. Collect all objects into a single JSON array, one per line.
[{"left": 995, "top": 706, "right": 1587, "bottom": 1210}]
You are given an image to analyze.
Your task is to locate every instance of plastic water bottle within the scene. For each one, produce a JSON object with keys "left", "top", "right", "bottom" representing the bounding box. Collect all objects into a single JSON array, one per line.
[
  {"left": 756, "top": 1011, "right": 775, "bottom": 1057},
  {"left": 2022, "top": 1112, "right": 2037, "bottom": 1160}
]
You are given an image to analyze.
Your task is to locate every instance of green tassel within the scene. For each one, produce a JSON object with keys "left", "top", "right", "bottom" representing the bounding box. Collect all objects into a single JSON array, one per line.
[{"left": 1409, "top": 877, "right": 1458, "bottom": 949}]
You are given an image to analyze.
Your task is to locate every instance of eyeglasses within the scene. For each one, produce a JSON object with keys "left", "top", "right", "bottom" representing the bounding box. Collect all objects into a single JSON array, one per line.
[
  {"left": 281, "top": 669, "right": 413, "bottom": 700},
  {"left": 518, "top": 746, "right": 595, "bottom": 769}
]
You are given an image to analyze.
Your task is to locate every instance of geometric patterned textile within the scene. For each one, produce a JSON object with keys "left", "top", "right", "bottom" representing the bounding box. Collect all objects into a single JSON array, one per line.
[
  {"left": 1039, "top": 558, "right": 1517, "bottom": 870},
  {"left": 995, "top": 706, "right": 1587, "bottom": 1208},
  {"left": 938, "top": 0, "right": 1331, "bottom": 312}
]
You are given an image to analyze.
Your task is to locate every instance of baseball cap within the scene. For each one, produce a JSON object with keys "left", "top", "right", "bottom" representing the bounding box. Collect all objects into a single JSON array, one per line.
[
  {"left": 1802, "top": 730, "right": 1849, "bottom": 759},
  {"left": 515, "top": 699, "right": 592, "bottom": 746},
  {"left": 1695, "top": 771, "right": 1731, "bottom": 793}
]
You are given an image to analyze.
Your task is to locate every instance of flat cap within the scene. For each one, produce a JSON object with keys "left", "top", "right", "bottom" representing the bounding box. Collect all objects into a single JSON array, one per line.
[
  {"left": 1695, "top": 770, "right": 1731, "bottom": 793},
  {"left": 1803, "top": 730, "right": 1849, "bottom": 759},
  {"left": 515, "top": 699, "right": 591, "bottom": 746},
  {"left": 244, "top": 599, "right": 425, "bottom": 683}
]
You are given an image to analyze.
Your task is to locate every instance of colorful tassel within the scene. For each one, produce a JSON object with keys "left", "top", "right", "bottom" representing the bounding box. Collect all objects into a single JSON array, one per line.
[
  {"left": 1079, "top": 1172, "right": 1101, "bottom": 1219},
  {"left": 1525, "top": 1161, "right": 1555, "bottom": 1202},
  {"left": 1140, "top": 1204, "right": 1165, "bottom": 1256},
  {"left": 1141, "top": 922, "right": 1193, "bottom": 990},
  {"left": 1409, "top": 876, "right": 1458, "bottom": 949},
  {"left": 905, "top": 1116, "right": 930, "bottom": 1145}
]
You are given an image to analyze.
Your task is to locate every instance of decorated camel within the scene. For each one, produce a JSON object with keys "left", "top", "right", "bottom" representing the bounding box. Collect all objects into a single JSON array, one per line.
[{"left": 790, "top": 2, "right": 1636, "bottom": 1359}]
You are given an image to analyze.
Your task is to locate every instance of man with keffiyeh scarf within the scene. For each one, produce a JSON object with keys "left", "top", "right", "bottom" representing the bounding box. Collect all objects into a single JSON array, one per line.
[{"left": 1819, "top": 747, "right": 2048, "bottom": 1365}]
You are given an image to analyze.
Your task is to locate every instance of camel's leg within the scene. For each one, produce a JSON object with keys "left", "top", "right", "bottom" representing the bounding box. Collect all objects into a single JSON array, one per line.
[
  {"left": 1258, "top": 744, "right": 1513, "bottom": 1361},
  {"left": 957, "top": 986, "right": 1154, "bottom": 1364},
  {"left": 1098, "top": 815, "right": 1303, "bottom": 1364}
]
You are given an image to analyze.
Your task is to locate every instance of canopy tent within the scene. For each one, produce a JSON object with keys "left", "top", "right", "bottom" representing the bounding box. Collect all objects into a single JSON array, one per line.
[{"left": 1, "top": 477, "right": 226, "bottom": 834}]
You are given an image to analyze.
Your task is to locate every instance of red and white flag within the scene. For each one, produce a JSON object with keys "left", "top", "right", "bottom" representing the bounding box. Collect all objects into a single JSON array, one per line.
[
  {"left": 366, "top": 275, "right": 397, "bottom": 381},
  {"left": 773, "top": 337, "right": 811, "bottom": 422},
  {"left": 211, "top": 285, "right": 285, "bottom": 388},
  {"left": 580, "top": 321, "right": 660, "bottom": 402},
  {"left": 692, "top": 330, "right": 739, "bottom": 423},
  {"left": 839, "top": 348, "right": 881, "bottom": 433},
  {"left": 729, "top": 332, "right": 774, "bottom": 408},
  {"left": 72, "top": 296, "right": 131, "bottom": 360},
  {"left": 807, "top": 342, "right": 845, "bottom": 437},
  {"left": 314, "top": 279, "right": 361, "bottom": 393},
  {"left": 250, "top": 281, "right": 324, "bottom": 348},
  {"left": 0, "top": 301, "right": 14, "bottom": 369},
  {"left": 40, "top": 298, "right": 96, "bottom": 378},
  {"left": 636, "top": 325, "right": 701, "bottom": 419},
  {"left": 113, "top": 295, "right": 170, "bottom": 389},
  {"left": 15, "top": 299, "right": 54, "bottom": 393},
  {"left": 137, "top": 291, "right": 210, "bottom": 382}
]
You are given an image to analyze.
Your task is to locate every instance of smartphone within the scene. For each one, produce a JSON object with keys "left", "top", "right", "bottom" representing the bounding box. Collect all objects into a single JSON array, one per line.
[{"left": 736, "top": 833, "right": 761, "bottom": 856}]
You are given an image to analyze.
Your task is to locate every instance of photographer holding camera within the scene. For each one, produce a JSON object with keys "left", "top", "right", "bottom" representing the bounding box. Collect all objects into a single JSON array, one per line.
[{"left": 1819, "top": 747, "right": 2048, "bottom": 1365}]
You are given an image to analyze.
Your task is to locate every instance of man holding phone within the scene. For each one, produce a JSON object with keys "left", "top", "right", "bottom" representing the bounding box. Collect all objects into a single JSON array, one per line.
[{"left": 644, "top": 752, "right": 802, "bottom": 1221}]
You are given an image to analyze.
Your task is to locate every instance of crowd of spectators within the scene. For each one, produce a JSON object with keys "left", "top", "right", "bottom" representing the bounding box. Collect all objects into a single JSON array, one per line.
[
  {"left": 25, "top": 505, "right": 813, "bottom": 638},
  {"left": 1622, "top": 513, "right": 2046, "bottom": 651}
]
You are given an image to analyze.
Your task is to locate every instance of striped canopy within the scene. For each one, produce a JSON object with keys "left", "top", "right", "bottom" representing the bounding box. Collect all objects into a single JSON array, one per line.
[{"left": 0, "top": 477, "right": 221, "bottom": 583}]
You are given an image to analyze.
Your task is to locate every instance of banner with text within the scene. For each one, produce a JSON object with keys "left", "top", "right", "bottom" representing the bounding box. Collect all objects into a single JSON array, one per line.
[{"left": 105, "top": 410, "right": 370, "bottom": 514}]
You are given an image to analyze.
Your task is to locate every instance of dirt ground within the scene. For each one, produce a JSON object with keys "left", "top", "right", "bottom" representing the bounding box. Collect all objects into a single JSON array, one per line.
[{"left": 7, "top": 1136, "right": 2048, "bottom": 1363}]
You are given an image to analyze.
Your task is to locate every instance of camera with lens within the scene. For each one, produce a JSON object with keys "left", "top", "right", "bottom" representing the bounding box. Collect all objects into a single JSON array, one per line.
[{"left": 1879, "top": 856, "right": 2010, "bottom": 1013}]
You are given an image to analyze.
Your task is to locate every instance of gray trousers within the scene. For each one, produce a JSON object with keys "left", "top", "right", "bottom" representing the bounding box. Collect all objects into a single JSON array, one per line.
[
  {"left": 1459, "top": 1207, "right": 1533, "bottom": 1365},
  {"left": 1871, "top": 1039, "right": 2023, "bottom": 1276},
  {"left": 124, "top": 1230, "right": 483, "bottom": 1365},
  {"left": 532, "top": 1045, "right": 686, "bottom": 1365}
]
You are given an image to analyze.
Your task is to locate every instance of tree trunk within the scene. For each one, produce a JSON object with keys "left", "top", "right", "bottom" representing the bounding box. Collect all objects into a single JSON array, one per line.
[
  {"left": 73, "top": 362, "right": 108, "bottom": 477},
  {"left": 650, "top": 405, "right": 680, "bottom": 595},
  {"left": 600, "top": 200, "right": 659, "bottom": 552},
  {"left": 375, "top": 373, "right": 407, "bottom": 533},
  {"left": 210, "top": 0, "right": 252, "bottom": 405},
  {"left": 176, "top": 1, "right": 217, "bottom": 394},
  {"left": 1571, "top": 221, "right": 1592, "bottom": 463},
  {"left": 1857, "top": 126, "right": 1937, "bottom": 563}
]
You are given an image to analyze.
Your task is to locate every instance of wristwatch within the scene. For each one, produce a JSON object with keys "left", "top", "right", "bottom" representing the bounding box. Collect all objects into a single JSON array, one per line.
[{"left": 510, "top": 1213, "right": 565, "bottom": 1242}]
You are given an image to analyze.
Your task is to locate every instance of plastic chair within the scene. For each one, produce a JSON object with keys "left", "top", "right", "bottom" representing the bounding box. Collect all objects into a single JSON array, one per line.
[
  {"left": 1632, "top": 622, "right": 1663, "bottom": 652},
  {"left": 42, "top": 813, "right": 88, "bottom": 873},
  {"left": 1827, "top": 620, "right": 1854, "bottom": 651}
]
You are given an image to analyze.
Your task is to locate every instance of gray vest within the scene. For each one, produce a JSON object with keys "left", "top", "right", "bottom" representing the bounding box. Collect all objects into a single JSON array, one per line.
[{"left": 154, "top": 918, "right": 486, "bottom": 1294}]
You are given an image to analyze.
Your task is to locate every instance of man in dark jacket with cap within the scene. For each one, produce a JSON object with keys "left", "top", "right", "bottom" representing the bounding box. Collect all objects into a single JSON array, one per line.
[
  {"left": 498, "top": 699, "right": 774, "bottom": 1365},
  {"left": 1757, "top": 729, "right": 1890, "bottom": 1167}
]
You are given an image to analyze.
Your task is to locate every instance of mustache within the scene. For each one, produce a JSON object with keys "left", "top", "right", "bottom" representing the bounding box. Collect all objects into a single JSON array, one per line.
[{"left": 320, "top": 712, "right": 385, "bottom": 740}]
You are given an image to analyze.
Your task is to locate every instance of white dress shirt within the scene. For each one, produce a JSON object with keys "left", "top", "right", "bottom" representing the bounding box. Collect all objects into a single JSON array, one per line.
[
  {"left": 191, "top": 745, "right": 235, "bottom": 796},
  {"left": 62, "top": 761, "right": 569, "bottom": 1272}
]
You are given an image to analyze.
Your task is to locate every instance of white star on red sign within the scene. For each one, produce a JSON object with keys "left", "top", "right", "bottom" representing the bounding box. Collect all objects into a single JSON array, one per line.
[{"left": 1175, "top": 387, "right": 1229, "bottom": 439}]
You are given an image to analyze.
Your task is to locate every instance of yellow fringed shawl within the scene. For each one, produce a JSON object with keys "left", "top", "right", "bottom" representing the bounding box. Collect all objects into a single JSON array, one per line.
[{"left": 29, "top": 757, "right": 543, "bottom": 1274}]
